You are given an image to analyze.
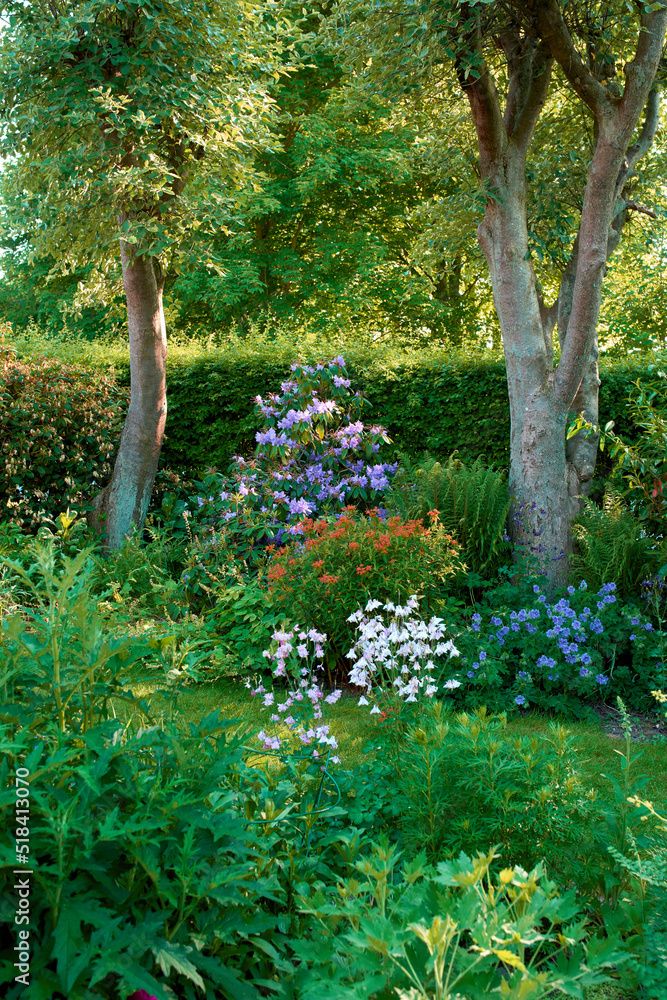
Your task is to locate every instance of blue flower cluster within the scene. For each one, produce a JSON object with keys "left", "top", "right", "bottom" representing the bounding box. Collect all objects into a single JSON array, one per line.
[{"left": 460, "top": 579, "right": 663, "bottom": 711}]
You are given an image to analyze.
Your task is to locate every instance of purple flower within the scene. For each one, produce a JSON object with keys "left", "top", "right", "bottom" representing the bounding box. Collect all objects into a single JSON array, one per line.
[
  {"left": 479, "top": 650, "right": 487, "bottom": 661},
  {"left": 579, "top": 667, "right": 590, "bottom": 678},
  {"left": 596, "top": 674, "right": 609, "bottom": 685},
  {"left": 515, "top": 695, "right": 526, "bottom": 706},
  {"left": 580, "top": 652, "right": 592, "bottom": 665},
  {"left": 590, "top": 619, "right": 604, "bottom": 635}
]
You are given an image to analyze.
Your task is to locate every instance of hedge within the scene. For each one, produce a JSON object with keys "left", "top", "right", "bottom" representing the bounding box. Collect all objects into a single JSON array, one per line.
[
  {"left": 145, "top": 349, "right": 657, "bottom": 475},
  {"left": 3, "top": 333, "right": 662, "bottom": 516}
]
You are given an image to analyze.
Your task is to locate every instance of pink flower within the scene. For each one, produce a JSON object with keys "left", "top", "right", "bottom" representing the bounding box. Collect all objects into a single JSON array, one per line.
[{"left": 128, "top": 991, "right": 158, "bottom": 1000}]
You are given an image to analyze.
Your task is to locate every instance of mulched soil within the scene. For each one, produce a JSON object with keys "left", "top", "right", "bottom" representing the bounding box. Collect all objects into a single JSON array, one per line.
[{"left": 594, "top": 702, "right": 667, "bottom": 741}]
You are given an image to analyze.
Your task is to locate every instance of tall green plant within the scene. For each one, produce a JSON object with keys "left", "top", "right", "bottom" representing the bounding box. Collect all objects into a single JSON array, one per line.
[
  {"left": 385, "top": 454, "right": 511, "bottom": 574},
  {"left": 0, "top": 540, "right": 150, "bottom": 732}
]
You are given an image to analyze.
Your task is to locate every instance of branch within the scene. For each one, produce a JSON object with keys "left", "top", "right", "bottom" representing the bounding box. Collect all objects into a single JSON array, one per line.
[
  {"left": 533, "top": 0, "right": 611, "bottom": 117},
  {"left": 454, "top": 14, "right": 506, "bottom": 180},
  {"left": 619, "top": 9, "right": 667, "bottom": 132},
  {"left": 625, "top": 199, "right": 658, "bottom": 219},
  {"left": 627, "top": 87, "right": 660, "bottom": 170}
]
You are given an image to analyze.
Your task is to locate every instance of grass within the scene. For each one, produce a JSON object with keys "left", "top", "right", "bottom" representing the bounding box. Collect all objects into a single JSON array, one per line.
[{"left": 118, "top": 670, "right": 667, "bottom": 810}]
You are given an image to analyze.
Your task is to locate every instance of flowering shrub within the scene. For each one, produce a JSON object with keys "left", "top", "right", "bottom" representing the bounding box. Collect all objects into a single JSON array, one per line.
[
  {"left": 248, "top": 625, "right": 342, "bottom": 760},
  {"left": 457, "top": 580, "right": 664, "bottom": 712},
  {"left": 265, "top": 509, "right": 463, "bottom": 662},
  {"left": 175, "top": 357, "right": 399, "bottom": 587},
  {"left": 347, "top": 596, "right": 461, "bottom": 716},
  {"left": 0, "top": 348, "right": 127, "bottom": 527}
]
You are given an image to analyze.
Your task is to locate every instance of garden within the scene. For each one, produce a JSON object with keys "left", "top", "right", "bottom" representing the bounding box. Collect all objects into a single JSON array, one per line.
[
  {"left": 1, "top": 346, "right": 666, "bottom": 1000},
  {"left": 2, "top": 1, "right": 667, "bottom": 998}
]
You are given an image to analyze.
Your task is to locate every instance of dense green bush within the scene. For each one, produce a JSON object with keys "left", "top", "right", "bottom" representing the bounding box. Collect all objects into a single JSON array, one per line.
[
  {"left": 0, "top": 347, "right": 127, "bottom": 527},
  {"left": 0, "top": 715, "right": 346, "bottom": 1000},
  {"left": 265, "top": 509, "right": 463, "bottom": 664}
]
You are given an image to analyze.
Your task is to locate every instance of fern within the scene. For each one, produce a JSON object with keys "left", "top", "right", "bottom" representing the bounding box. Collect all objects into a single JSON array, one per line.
[
  {"left": 385, "top": 454, "right": 511, "bottom": 573},
  {"left": 571, "top": 489, "right": 659, "bottom": 597}
]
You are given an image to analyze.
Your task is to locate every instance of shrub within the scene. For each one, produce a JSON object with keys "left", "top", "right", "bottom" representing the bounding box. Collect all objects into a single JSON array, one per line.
[
  {"left": 265, "top": 509, "right": 463, "bottom": 664},
  {"left": 0, "top": 540, "right": 152, "bottom": 733},
  {"left": 0, "top": 348, "right": 127, "bottom": 527},
  {"left": 391, "top": 704, "right": 593, "bottom": 870},
  {"left": 384, "top": 454, "right": 511, "bottom": 574}
]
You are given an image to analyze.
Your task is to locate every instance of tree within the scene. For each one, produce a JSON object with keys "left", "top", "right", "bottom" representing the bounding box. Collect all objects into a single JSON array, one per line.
[
  {"left": 329, "top": 0, "right": 667, "bottom": 586},
  {"left": 0, "top": 0, "right": 292, "bottom": 547}
]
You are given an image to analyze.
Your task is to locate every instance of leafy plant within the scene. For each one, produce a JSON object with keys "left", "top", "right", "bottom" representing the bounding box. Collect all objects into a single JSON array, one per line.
[
  {"left": 0, "top": 349, "right": 127, "bottom": 528},
  {"left": 293, "top": 840, "right": 629, "bottom": 1000},
  {"left": 384, "top": 453, "right": 511, "bottom": 575},
  {"left": 265, "top": 509, "right": 463, "bottom": 665},
  {"left": 456, "top": 578, "right": 664, "bottom": 714},
  {"left": 0, "top": 715, "right": 338, "bottom": 1000},
  {"left": 0, "top": 540, "right": 151, "bottom": 732},
  {"left": 390, "top": 703, "right": 594, "bottom": 872},
  {"left": 572, "top": 489, "right": 661, "bottom": 598}
]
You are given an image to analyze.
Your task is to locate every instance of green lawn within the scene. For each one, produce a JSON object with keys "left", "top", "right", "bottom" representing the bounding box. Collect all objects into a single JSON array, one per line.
[{"left": 119, "top": 672, "right": 667, "bottom": 811}]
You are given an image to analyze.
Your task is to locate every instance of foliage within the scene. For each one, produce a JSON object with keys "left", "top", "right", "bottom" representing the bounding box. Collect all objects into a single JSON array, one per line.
[
  {"left": 571, "top": 367, "right": 667, "bottom": 537},
  {"left": 3, "top": 325, "right": 661, "bottom": 479},
  {"left": 385, "top": 453, "right": 511, "bottom": 574},
  {"left": 381, "top": 703, "right": 594, "bottom": 872},
  {"left": 0, "top": 347, "right": 127, "bottom": 527},
  {"left": 0, "top": 0, "right": 294, "bottom": 275},
  {"left": 293, "top": 840, "right": 628, "bottom": 1000},
  {"left": 453, "top": 578, "right": 664, "bottom": 714},
  {"left": 207, "top": 575, "right": 294, "bottom": 675},
  {"left": 0, "top": 540, "right": 154, "bottom": 733},
  {"left": 571, "top": 489, "right": 663, "bottom": 598},
  {"left": 265, "top": 509, "right": 463, "bottom": 665},
  {"left": 0, "top": 713, "right": 346, "bottom": 1000}
]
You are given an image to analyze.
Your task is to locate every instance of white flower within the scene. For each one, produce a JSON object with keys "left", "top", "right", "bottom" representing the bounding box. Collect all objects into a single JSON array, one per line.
[
  {"left": 444, "top": 679, "right": 461, "bottom": 689},
  {"left": 365, "top": 598, "right": 383, "bottom": 612},
  {"left": 426, "top": 684, "right": 438, "bottom": 697},
  {"left": 370, "top": 705, "right": 381, "bottom": 715},
  {"left": 358, "top": 695, "right": 369, "bottom": 706}
]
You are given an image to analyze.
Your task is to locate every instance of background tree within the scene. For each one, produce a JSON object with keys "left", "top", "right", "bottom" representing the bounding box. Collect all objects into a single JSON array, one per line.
[
  {"left": 0, "top": 0, "right": 292, "bottom": 547},
  {"left": 327, "top": 0, "right": 667, "bottom": 585}
]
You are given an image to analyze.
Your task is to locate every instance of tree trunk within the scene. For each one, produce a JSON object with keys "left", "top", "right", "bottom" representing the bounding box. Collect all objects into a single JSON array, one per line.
[
  {"left": 478, "top": 191, "right": 576, "bottom": 585},
  {"left": 89, "top": 240, "right": 167, "bottom": 549}
]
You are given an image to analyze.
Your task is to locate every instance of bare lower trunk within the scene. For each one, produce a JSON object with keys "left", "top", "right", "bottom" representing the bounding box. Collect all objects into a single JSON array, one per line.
[
  {"left": 89, "top": 242, "right": 167, "bottom": 549},
  {"left": 478, "top": 195, "right": 575, "bottom": 586}
]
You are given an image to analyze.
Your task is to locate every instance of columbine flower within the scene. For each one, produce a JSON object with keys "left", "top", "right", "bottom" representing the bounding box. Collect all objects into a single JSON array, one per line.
[
  {"left": 444, "top": 679, "right": 461, "bottom": 690},
  {"left": 370, "top": 705, "right": 381, "bottom": 715},
  {"left": 358, "top": 695, "right": 369, "bottom": 706}
]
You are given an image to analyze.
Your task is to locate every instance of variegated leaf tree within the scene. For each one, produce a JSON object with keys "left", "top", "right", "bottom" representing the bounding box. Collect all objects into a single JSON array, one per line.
[{"left": 0, "top": 0, "right": 296, "bottom": 547}]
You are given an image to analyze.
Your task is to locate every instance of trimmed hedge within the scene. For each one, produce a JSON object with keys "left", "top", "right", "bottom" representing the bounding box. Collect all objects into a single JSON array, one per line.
[
  {"left": 3, "top": 334, "right": 662, "bottom": 521},
  {"left": 147, "top": 349, "right": 656, "bottom": 474},
  {"left": 0, "top": 348, "right": 128, "bottom": 526}
]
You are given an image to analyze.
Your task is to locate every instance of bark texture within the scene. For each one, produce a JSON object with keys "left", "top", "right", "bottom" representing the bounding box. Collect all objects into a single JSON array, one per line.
[
  {"left": 89, "top": 241, "right": 167, "bottom": 549},
  {"left": 455, "top": 2, "right": 667, "bottom": 588}
]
